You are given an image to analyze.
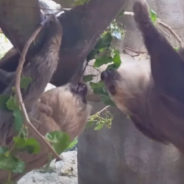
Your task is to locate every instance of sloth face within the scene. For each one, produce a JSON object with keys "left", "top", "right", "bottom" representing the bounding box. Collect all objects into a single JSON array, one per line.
[
  {"left": 70, "top": 82, "right": 88, "bottom": 103},
  {"left": 101, "top": 60, "right": 151, "bottom": 113},
  {"left": 101, "top": 68, "right": 120, "bottom": 95}
]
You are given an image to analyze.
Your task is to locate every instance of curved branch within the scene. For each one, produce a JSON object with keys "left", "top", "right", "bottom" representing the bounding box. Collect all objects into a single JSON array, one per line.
[{"left": 15, "top": 18, "right": 61, "bottom": 160}]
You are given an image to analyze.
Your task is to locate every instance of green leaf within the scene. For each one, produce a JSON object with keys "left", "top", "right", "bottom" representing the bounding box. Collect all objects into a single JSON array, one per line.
[
  {"left": 150, "top": 9, "right": 158, "bottom": 23},
  {"left": 87, "top": 110, "right": 113, "bottom": 131},
  {"left": 45, "top": 131, "right": 72, "bottom": 154},
  {"left": 13, "top": 159, "right": 25, "bottom": 173},
  {"left": 13, "top": 109, "right": 23, "bottom": 132},
  {"left": 83, "top": 75, "right": 95, "bottom": 82},
  {"left": 112, "top": 50, "right": 121, "bottom": 68},
  {"left": 6, "top": 96, "right": 19, "bottom": 111},
  {"left": 0, "top": 147, "right": 8, "bottom": 154},
  {"left": 13, "top": 137, "right": 40, "bottom": 154},
  {"left": 90, "top": 81, "right": 115, "bottom": 105},
  {"left": 90, "top": 81, "right": 107, "bottom": 95},
  {"left": 87, "top": 32, "right": 112, "bottom": 61},
  {"left": 94, "top": 122, "right": 104, "bottom": 131},
  {"left": 67, "top": 138, "right": 78, "bottom": 150},
  {"left": 0, "top": 95, "right": 9, "bottom": 109},
  {"left": 0, "top": 154, "right": 25, "bottom": 173},
  {"left": 94, "top": 55, "right": 112, "bottom": 67},
  {"left": 20, "top": 76, "right": 32, "bottom": 90},
  {"left": 96, "top": 32, "right": 112, "bottom": 50}
]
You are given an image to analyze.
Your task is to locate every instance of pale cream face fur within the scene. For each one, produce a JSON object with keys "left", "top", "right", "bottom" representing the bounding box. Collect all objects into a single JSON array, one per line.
[
  {"left": 109, "top": 60, "right": 151, "bottom": 113},
  {"left": 33, "top": 84, "right": 91, "bottom": 140}
]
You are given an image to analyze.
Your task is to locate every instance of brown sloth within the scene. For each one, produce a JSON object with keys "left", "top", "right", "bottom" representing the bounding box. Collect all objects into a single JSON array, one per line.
[
  {"left": 101, "top": 1, "right": 184, "bottom": 152},
  {"left": 0, "top": 16, "right": 90, "bottom": 145},
  {"left": 32, "top": 82, "right": 91, "bottom": 140}
]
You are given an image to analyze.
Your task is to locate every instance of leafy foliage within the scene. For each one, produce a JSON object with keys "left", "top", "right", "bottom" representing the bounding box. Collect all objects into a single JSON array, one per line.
[
  {"left": 0, "top": 154, "right": 25, "bottom": 174},
  {"left": 90, "top": 81, "right": 114, "bottom": 106},
  {"left": 13, "top": 136, "right": 40, "bottom": 154},
  {"left": 46, "top": 131, "right": 72, "bottom": 154},
  {"left": 20, "top": 76, "right": 32, "bottom": 90},
  {"left": 0, "top": 79, "right": 41, "bottom": 182},
  {"left": 67, "top": 138, "right": 78, "bottom": 150},
  {"left": 13, "top": 109, "right": 24, "bottom": 132},
  {"left": 6, "top": 96, "right": 24, "bottom": 132},
  {"left": 83, "top": 74, "right": 96, "bottom": 82},
  {"left": 86, "top": 19, "right": 123, "bottom": 105},
  {"left": 88, "top": 109, "right": 113, "bottom": 131},
  {"left": 0, "top": 147, "right": 25, "bottom": 174},
  {"left": 0, "top": 95, "right": 9, "bottom": 109}
]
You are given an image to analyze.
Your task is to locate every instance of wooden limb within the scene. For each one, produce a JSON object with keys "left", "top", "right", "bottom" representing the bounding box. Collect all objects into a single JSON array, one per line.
[
  {"left": 0, "top": 0, "right": 41, "bottom": 51},
  {"left": 0, "top": 0, "right": 128, "bottom": 89},
  {"left": 53, "top": 0, "right": 128, "bottom": 85}
]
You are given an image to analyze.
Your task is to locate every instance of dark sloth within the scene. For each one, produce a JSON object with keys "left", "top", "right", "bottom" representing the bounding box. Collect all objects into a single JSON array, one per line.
[{"left": 101, "top": 1, "right": 184, "bottom": 152}]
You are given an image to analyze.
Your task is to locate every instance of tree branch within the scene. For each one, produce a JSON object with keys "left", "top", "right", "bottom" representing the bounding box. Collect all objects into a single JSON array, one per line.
[
  {"left": 0, "top": 0, "right": 41, "bottom": 51},
  {"left": 53, "top": 0, "right": 128, "bottom": 85},
  {"left": 0, "top": 0, "right": 128, "bottom": 88}
]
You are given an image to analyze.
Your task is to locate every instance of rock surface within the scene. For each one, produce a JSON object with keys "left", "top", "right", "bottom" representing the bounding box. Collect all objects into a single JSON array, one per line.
[{"left": 18, "top": 151, "right": 78, "bottom": 184}]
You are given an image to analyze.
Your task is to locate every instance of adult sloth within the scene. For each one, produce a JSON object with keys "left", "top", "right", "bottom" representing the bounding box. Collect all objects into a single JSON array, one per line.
[{"left": 101, "top": 1, "right": 184, "bottom": 152}]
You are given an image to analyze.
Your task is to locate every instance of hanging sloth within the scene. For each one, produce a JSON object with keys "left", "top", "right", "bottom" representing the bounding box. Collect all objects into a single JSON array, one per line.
[{"left": 101, "top": 1, "right": 184, "bottom": 153}]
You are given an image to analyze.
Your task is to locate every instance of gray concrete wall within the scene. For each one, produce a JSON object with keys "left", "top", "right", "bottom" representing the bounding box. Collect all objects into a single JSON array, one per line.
[{"left": 78, "top": 103, "right": 184, "bottom": 184}]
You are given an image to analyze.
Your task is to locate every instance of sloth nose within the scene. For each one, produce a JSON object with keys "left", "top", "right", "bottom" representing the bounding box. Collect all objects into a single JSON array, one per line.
[
  {"left": 101, "top": 69, "right": 116, "bottom": 81},
  {"left": 77, "top": 82, "right": 87, "bottom": 96},
  {"left": 71, "top": 82, "right": 87, "bottom": 97}
]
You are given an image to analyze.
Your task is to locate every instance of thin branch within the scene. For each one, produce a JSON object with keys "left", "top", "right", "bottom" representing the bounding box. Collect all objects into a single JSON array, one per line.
[
  {"left": 15, "top": 19, "right": 61, "bottom": 161},
  {"left": 158, "top": 19, "right": 183, "bottom": 48},
  {"left": 96, "top": 105, "right": 110, "bottom": 116},
  {"left": 123, "top": 47, "right": 147, "bottom": 56}
]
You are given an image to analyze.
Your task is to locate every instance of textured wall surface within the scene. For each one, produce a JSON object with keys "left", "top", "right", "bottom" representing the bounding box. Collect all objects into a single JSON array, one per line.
[{"left": 78, "top": 105, "right": 184, "bottom": 184}]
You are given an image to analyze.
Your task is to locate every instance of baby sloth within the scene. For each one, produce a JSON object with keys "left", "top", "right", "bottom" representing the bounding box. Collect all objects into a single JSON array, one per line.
[
  {"left": 102, "top": 2, "right": 184, "bottom": 153},
  {"left": 32, "top": 82, "right": 91, "bottom": 140}
]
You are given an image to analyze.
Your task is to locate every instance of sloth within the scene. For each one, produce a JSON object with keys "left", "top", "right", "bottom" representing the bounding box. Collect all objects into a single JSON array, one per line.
[
  {"left": 0, "top": 12, "right": 91, "bottom": 182},
  {"left": 31, "top": 82, "right": 91, "bottom": 140},
  {"left": 0, "top": 16, "right": 90, "bottom": 145},
  {"left": 101, "top": 1, "right": 184, "bottom": 153}
]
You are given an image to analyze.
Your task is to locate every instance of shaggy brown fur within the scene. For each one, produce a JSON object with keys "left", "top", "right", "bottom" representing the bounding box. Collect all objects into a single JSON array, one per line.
[
  {"left": 32, "top": 83, "right": 91, "bottom": 140},
  {"left": 101, "top": 2, "right": 184, "bottom": 152}
]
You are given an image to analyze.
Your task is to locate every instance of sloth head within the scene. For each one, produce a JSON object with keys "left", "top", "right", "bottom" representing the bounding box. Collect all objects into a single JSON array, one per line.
[
  {"left": 101, "top": 1, "right": 184, "bottom": 153},
  {"left": 101, "top": 60, "right": 151, "bottom": 113},
  {"left": 34, "top": 82, "right": 91, "bottom": 140}
]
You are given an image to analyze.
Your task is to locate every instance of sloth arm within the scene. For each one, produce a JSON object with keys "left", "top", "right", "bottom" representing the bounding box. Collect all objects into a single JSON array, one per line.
[{"left": 133, "top": 2, "right": 184, "bottom": 103}]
